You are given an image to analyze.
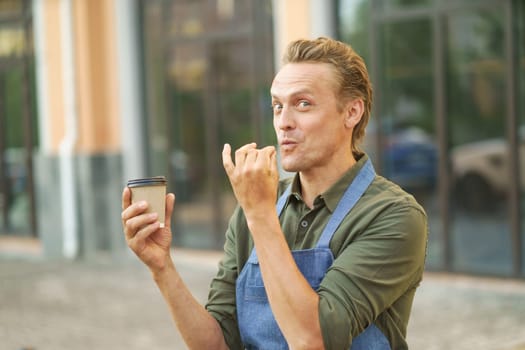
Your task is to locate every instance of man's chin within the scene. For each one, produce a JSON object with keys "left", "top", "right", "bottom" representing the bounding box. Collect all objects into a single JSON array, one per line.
[{"left": 281, "top": 162, "right": 299, "bottom": 173}]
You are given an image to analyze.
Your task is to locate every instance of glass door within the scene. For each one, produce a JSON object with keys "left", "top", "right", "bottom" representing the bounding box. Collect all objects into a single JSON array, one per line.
[
  {"left": 375, "top": 15, "right": 442, "bottom": 268},
  {"left": 519, "top": 1, "right": 525, "bottom": 277},
  {"left": 446, "top": 4, "right": 514, "bottom": 275},
  {"left": 369, "top": 0, "right": 516, "bottom": 275},
  {"left": 140, "top": 0, "right": 274, "bottom": 249},
  {"left": 0, "top": 0, "right": 37, "bottom": 238}
]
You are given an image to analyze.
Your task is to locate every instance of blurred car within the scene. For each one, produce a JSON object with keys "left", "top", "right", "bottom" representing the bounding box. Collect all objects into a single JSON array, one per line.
[
  {"left": 382, "top": 127, "right": 438, "bottom": 193},
  {"left": 450, "top": 128, "right": 525, "bottom": 211}
]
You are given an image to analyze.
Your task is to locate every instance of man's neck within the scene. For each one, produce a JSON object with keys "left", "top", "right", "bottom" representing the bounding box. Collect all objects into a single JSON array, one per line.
[{"left": 298, "top": 155, "right": 357, "bottom": 208}]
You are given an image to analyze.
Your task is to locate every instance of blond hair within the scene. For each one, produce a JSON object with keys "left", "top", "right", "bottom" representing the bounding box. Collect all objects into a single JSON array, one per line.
[{"left": 282, "top": 37, "right": 373, "bottom": 155}]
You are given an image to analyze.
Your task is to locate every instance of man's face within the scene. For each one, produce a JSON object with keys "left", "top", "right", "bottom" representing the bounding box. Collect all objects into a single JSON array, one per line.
[{"left": 270, "top": 62, "right": 351, "bottom": 174}]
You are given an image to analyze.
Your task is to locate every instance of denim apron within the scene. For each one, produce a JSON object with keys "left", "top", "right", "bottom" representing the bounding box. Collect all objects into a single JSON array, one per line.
[{"left": 235, "top": 159, "right": 391, "bottom": 350}]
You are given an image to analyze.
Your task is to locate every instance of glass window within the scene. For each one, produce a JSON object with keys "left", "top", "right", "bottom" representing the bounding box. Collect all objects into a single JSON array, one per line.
[
  {"left": 0, "top": 68, "right": 30, "bottom": 234},
  {"left": 140, "top": 0, "right": 274, "bottom": 249},
  {"left": 377, "top": 19, "right": 441, "bottom": 268},
  {"left": 342, "top": 0, "right": 520, "bottom": 277},
  {"left": 340, "top": 0, "right": 441, "bottom": 268},
  {"left": 518, "top": 0, "right": 525, "bottom": 277},
  {"left": 447, "top": 7, "right": 513, "bottom": 275},
  {"left": 0, "top": 0, "right": 23, "bottom": 16},
  {"left": 338, "top": 0, "right": 370, "bottom": 62},
  {"left": 0, "top": 0, "right": 36, "bottom": 237},
  {"left": 378, "top": 0, "right": 432, "bottom": 11}
]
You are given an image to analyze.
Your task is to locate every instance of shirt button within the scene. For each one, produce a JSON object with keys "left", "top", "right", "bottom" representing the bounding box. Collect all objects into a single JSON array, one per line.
[{"left": 300, "top": 220, "right": 308, "bottom": 228}]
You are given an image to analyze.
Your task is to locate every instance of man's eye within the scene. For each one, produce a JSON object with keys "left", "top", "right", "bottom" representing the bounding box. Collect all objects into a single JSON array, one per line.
[
  {"left": 297, "top": 100, "right": 311, "bottom": 108},
  {"left": 272, "top": 103, "right": 283, "bottom": 112}
]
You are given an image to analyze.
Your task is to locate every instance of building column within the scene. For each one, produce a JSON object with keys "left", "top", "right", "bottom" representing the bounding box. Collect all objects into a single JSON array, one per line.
[
  {"left": 33, "top": 0, "right": 136, "bottom": 259},
  {"left": 271, "top": 0, "right": 336, "bottom": 69}
]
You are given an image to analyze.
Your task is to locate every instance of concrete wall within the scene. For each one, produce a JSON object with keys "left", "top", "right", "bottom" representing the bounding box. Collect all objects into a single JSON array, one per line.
[
  {"left": 35, "top": 152, "right": 126, "bottom": 259},
  {"left": 75, "top": 154, "right": 126, "bottom": 258}
]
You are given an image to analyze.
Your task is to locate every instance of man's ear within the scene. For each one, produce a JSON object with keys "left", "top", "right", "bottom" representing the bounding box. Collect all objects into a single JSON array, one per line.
[{"left": 344, "top": 98, "right": 364, "bottom": 129}]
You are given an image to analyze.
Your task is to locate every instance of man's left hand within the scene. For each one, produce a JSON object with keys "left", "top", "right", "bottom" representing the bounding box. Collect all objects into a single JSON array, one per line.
[{"left": 222, "top": 143, "right": 280, "bottom": 217}]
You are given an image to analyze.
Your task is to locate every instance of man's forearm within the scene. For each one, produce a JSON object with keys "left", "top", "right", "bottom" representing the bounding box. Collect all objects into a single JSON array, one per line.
[
  {"left": 247, "top": 214, "right": 325, "bottom": 349},
  {"left": 152, "top": 259, "right": 229, "bottom": 350}
]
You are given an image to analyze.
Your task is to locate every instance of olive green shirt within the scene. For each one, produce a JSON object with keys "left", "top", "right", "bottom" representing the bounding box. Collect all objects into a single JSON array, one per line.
[{"left": 205, "top": 154, "right": 428, "bottom": 349}]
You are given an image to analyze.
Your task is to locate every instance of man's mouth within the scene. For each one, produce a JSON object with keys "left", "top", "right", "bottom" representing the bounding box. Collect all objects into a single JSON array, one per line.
[{"left": 279, "top": 140, "right": 297, "bottom": 151}]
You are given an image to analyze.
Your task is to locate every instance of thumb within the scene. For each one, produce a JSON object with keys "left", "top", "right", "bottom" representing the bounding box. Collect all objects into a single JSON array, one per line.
[
  {"left": 222, "top": 143, "right": 235, "bottom": 178},
  {"left": 164, "top": 193, "right": 175, "bottom": 229},
  {"left": 270, "top": 147, "right": 279, "bottom": 177}
]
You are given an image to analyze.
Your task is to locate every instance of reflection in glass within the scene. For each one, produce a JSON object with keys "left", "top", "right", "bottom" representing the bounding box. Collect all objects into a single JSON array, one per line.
[
  {"left": 140, "top": 0, "right": 274, "bottom": 249},
  {"left": 338, "top": 0, "right": 370, "bottom": 61},
  {"left": 376, "top": 19, "right": 442, "bottom": 268},
  {"left": 0, "top": 0, "right": 35, "bottom": 237},
  {"left": 378, "top": 0, "right": 431, "bottom": 11},
  {"left": 0, "top": 0, "right": 23, "bottom": 16},
  {"left": 0, "top": 68, "right": 32, "bottom": 235},
  {"left": 520, "top": 1, "right": 525, "bottom": 277},
  {"left": 0, "top": 28, "right": 27, "bottom": 58},
  {"left": 447, "top": 8, "right": 513, "bottom": 275},
  {"left": 345, "top": 0, "right": 522, "bottom": 277}
]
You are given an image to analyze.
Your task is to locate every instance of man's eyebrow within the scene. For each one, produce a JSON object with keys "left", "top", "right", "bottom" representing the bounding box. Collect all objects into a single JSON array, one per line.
[{"left": 270, "top": 89, "right": 313, "bottom": 99}]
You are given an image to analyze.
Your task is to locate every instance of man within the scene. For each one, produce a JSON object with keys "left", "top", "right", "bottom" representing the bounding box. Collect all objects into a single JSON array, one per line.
[{"left": 121, "top": 37, "right": 427, "bottom": 349}]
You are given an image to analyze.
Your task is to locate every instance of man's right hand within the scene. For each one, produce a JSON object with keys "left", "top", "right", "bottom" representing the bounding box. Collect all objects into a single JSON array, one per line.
[{"left": 121, "top": 187, "right": 176, "bottom": 271}]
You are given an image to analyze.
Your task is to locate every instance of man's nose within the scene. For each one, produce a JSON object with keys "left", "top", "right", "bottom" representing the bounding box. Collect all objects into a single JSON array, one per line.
[{"left": 276, "top": 106, "right": 295, "bottom": 130}]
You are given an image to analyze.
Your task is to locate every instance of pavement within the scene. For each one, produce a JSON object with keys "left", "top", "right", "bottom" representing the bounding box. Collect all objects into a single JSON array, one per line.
[{"left": 1, "top": 245, "right": 525, "bottom": 350}]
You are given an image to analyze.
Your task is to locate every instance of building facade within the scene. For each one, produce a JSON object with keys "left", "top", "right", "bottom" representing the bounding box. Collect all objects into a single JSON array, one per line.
[
  {"left": 0, "top": 0, "right": 524, "bottom": 278},
  {"left": 338, "top": 0, "right": 525, "bottom": 278}
]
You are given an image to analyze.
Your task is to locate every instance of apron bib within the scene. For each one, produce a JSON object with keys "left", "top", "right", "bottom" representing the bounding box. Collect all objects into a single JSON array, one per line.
[{"left": 235, "top": 159, "right": 391, "bottom": 349}]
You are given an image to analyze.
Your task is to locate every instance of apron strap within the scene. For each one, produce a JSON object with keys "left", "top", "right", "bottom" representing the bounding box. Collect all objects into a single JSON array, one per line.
[
  {"left": 251, "top": 158, "right": 376, "bottom": 260},
  {"left": 317, "top": 159, "right": 375, "bottom": 249},
  {"left": 276, "top": 185, "right": 291, "bottom": 217}
]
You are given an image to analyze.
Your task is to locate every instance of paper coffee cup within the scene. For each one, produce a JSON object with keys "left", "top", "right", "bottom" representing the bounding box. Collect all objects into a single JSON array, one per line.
[{"left": 127, "top": 176, "right": 167, "bottom": 227}]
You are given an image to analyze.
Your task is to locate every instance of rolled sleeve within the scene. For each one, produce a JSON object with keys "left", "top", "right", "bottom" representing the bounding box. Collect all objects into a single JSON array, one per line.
[
  {"left": 205, "top": 206, "right": 250, "bottom": 349},
  {"left": 318, "top": 201, "right": 428, "bottom": 349}
]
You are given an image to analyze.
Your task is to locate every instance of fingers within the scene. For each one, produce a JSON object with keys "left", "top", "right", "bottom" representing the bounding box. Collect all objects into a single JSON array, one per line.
[
  {"left": 121, "top": 190, "right": 147, "bottom": 224},
  {"left": 259, "top": 146, "right": 276, "bottom": 168},
  {"left": 164, "top": 193, "right": 175, "bottom": 229},
  {"left": 122, "top": 187, "right": 147, "bottom": 224},
  {"left": 244, "top": 149, "right": 258, "bottom": 170},
  {"left": 122, "top": 187, "right": 131, "bottom": 210},
  {"left": 234, "top": 143, "right": 257, "bottom": 171},
  {"left": 253, "top": 146, "right": 277, "bottom": 176},
  {"left": 222, "top": 143, "right": 234, "bottom": 177},
  {"left": 122, "top": 186, "right": 155, "bottom": 240},
  {"left": 223, "top": 143, "right": 279, "bottom": 175},
  {"left": 122, "top": 208, "right": 157, "bottom": 240},
  {"left": 223, "top": 142, "right": 258, "bottom": 177},
  {"left": 131, "top": 218, "right": 160, "bottom": 246},
  {"left": 270, "top": 148, "right": 278, "bottom": 175}
]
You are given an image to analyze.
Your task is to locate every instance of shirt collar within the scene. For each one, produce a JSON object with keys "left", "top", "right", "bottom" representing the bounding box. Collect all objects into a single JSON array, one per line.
[{"left": 289, "top": 153, "right": 370, "bottom": 212}]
